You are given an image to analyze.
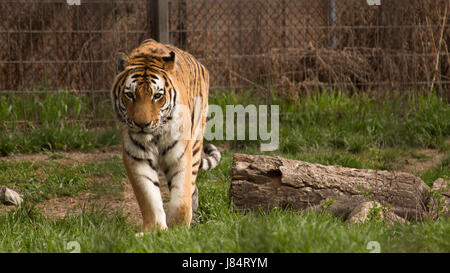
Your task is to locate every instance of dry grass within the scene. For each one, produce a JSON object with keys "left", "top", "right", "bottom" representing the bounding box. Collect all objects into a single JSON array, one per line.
[{"left": 0, "top": 1, "right": 148, "bottom": 92}]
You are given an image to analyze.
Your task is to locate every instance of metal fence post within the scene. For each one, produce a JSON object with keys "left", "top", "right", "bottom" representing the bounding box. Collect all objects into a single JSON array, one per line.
[
  {"left": 328, "top": 0, "right": 337, "bottom": 48},
  {"left": 150, "top": 0, "right": 170, "bottom": 44}
]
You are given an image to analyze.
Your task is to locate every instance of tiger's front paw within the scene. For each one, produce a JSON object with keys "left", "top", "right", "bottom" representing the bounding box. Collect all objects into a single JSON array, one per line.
[{"left": 135, "top": 231, "right": 146, "bottom": 237}]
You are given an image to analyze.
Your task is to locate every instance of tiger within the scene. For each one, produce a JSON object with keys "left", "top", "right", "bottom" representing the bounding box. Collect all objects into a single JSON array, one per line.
[{"left": 111, "top": 39, "right": 221, "bottom": 232}]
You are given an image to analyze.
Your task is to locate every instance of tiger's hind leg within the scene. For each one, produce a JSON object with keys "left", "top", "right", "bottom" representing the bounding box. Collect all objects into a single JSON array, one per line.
[
  {"left": 191, "top": 145, "right": 202, "bottom": 215},
  {"left": 192, "top": 185, "right": 199, "bottom": 213}
]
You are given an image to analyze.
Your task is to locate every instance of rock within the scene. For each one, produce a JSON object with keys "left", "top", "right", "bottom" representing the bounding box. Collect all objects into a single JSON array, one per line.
[
  {"left": 430, "top": 178, "right": 450, "bottom": 217},
  {"left": 432, "top": 178, "right": 450, "bottom": 197},
  {"left": 0, "top": 187, "right": 23, "bottom": 206},
  {"left": 347, "top": 201, "right": 384, "bottom": 223},
  {"left": 347, "top": 201, "right": 382, "bottom": 224},
  {"left": 347, "top": 201, "right": 405, "bottom": 224},
  {"left": 386, "top": 211, "right": 407, "bottom": 223},
  {"left": 305, "top": 196, "right": 366, "bottom": 218}
]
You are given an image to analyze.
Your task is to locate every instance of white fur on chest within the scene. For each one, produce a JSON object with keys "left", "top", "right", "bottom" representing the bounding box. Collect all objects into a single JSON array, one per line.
[{"left": 123, "top": 106, "right": 187, "bottom": 169}]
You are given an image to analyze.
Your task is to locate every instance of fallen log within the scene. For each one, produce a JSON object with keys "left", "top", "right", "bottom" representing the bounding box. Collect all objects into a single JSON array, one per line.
[{"left": 230, "top": 153, "right": 431, "bottom": 221}]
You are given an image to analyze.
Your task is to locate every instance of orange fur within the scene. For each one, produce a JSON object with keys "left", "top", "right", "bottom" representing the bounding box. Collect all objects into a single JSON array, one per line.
[{"left": 111, "top": 39, "right": 213, "bottom": 232}]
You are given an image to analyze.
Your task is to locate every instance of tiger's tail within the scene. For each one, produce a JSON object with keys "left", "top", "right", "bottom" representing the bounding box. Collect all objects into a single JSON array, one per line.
[{"left": 199, "top": 144, "right": 221, "bottom": 170}]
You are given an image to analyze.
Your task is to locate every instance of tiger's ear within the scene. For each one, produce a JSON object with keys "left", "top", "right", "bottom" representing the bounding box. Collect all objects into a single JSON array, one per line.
[
  {"left": 162, "top": 51, "right": 175, "bottom": 71},
  {"left": 116, "top": 52, "right": 128, "bottom": 72}
]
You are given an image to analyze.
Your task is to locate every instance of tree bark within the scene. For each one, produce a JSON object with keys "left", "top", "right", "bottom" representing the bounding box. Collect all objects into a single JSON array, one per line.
[{"left": 230, "top": 153, "right": 431, "bottom": 221}]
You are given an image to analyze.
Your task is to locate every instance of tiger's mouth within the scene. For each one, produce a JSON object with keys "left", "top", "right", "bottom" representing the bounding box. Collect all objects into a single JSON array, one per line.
[{"left": 125, "top": 119, "right": 159, "bottom": 134}]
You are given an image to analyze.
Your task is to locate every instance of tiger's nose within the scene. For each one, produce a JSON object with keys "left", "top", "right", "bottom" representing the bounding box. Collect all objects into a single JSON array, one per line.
[{"left": 135, "top": 121, "right": 151, "bottom": 129}]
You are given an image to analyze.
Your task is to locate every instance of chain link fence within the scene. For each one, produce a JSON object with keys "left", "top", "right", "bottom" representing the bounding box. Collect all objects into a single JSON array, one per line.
[
  {"left": 169, "top": 0, "right": 449, "bottom": 99},
  {"left": 0, "top": 0, "right": 449, "bottom": 127}
]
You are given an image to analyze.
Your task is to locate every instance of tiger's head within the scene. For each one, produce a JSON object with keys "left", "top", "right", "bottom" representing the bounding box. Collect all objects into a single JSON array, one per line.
[{"left": 112, "top": 50, "right": 177, "bottom": 134}]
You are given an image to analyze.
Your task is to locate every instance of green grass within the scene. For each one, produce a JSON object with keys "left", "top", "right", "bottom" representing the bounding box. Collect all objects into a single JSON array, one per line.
[
  {"left": 0, "top": 91, "right": 120, "bottom": 155},
  {"left": 0, "top": 155, "right": 125, "bottom": 202},
  {"left": 206, "top": 90, "right": 449, "bottom": 174},
  {"left": 0, "top": 89, "right": 449, "bottom": 252},
  {"left": 0, "top": 151, "right": 449, "bottom": 253},
  {"left": 209, "top": 89, "right": 449, "bottom": 155},
  {"left": 1, "top": 89, "right": 448, "bottom": 157},
  {"left": 0, "top": 125, "right": 120, "bottom": 156},
  {"left": 420, "top": 155, "right": 450, "bottom": 186}
]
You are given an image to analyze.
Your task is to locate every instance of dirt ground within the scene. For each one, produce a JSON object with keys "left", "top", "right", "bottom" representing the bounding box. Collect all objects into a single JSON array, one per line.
[
  {"left": 0, "top": 145, "right": 446, "bottom": 225},
  {"left": 395, "top": 148, "right": 445, "bottom": 173},
  {"left": 0, "top": 145, "right": 171, "bottom": 226}
]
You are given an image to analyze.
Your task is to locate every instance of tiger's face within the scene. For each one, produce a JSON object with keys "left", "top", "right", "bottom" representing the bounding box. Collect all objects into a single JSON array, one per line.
[
  {"left": 113, "top": 51, "right": 176, "bottom": 134},
  {"left": 121, "top": 73, "right": 169, "bottom": 133}
]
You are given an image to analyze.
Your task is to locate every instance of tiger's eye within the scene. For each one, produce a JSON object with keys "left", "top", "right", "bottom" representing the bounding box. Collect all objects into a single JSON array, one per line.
[
  {"left": 153, "top": 93, "right": 163, "bottom": 100},
  {"left": 125, "top": 92, "right": 134, "bottom": 100}
]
